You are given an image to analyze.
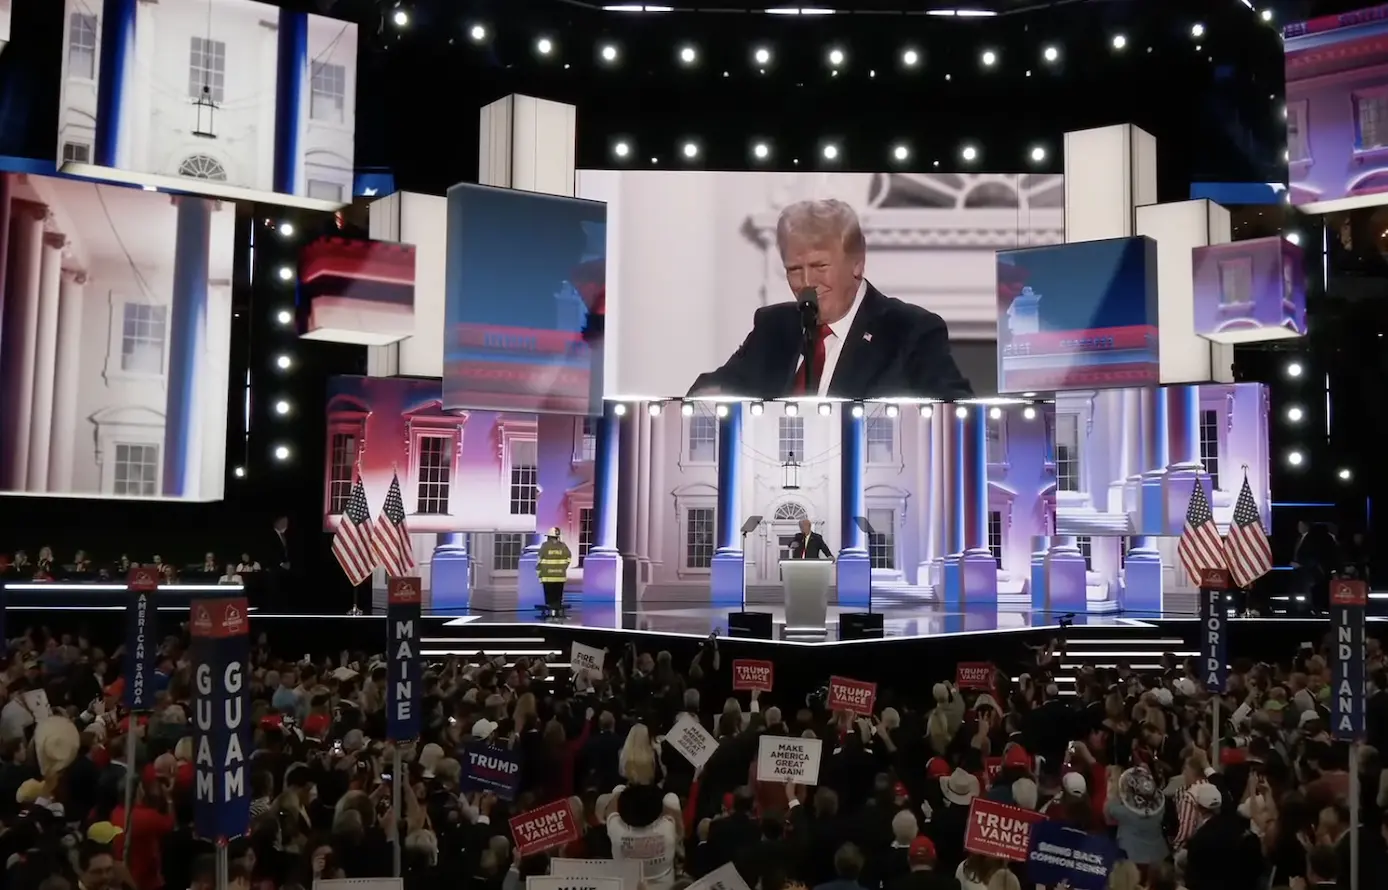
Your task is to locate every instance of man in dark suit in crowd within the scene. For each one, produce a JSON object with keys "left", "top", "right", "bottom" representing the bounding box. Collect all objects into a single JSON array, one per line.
[
  {"left": 688, "top": 198, "right": 973, "bottom": 400},
  {"left": 790, "top": 519, "right": 834, "bottom": 561}
]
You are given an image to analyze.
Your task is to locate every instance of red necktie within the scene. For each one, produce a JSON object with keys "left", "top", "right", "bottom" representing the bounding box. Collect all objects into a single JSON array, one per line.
[{"left": 792, "top": 324, "right": 832, "bottom": 395}]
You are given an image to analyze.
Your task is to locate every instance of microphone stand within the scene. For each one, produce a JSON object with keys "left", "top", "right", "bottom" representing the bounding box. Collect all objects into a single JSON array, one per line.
[{"left": 800, "top": 301, "right": 820, "bottom": 393}]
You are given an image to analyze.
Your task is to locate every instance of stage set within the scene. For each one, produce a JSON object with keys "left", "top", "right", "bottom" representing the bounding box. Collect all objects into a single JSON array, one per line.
[{"left": 291, "top": 97, "right": 1309, "bottom": 646}]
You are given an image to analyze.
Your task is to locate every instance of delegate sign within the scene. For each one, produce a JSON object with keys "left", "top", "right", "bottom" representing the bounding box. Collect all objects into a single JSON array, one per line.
[
  {"left": 963, "top": 797, "right": 1045, "bottom": 862},
  {"left": 756, "top": 734, "right": 822, "bottom": 784},
  {"left": 510, "top": 798, "right": 581, "bottom": 857},
  {"left": 461, "top": 743, "right": 522, "bottom": 800},
  {"left": 827, "top": 675, "right": 876, "bottom": 715},
  {"left": 732, "top": 659, "right": 774, "bottom": 691},
  {"left": 1026, "top": 821, "right": 1118, "bottom": 890}
]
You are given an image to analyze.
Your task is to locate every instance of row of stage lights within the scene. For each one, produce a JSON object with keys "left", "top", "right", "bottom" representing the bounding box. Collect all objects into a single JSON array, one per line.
[
  {"left": 616, "top": 400, "right": 1040, "bottom": 421},
  {"left": 611, "top": 137, "right": 1047, "bottom": 166},
  {"left": 1279, "top": 360, "right": 1352, "bottom": 483}
]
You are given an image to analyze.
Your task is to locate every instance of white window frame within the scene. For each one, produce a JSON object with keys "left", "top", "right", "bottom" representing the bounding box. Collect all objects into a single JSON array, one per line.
[
  {"left": 574, "top": 417, "right": 597, "bottom": 463},
  {"left": 578, "top": 507, "right": 595, "bottom": 567},
  {"left": 310, "top": 61, "right": 347, "bottom": 124},
  {"left": 323, "top": 396, "right": 368, "bottom": 517},
  {"left": 105, "top": 300, "right": 169, "bottom": 382},
  {"left": 491, "top": 532, "right": 525, "bottom": 576},
  {"left": 684, "top": 506, "right": 717, "bottom": 573},
  {"left": 987, "top": 509, "right": 1004, "bottom": 567},
  {"left": 1217, "top": 257, "right": 1254, "bottom": 307},
  {"left": 672, "top": 484, "right": 718, "bottom": 578},
  {"left": 1055, "top": 412, "right": 1081, "bottom": 493},
  {"left": 62, "top": 142, "right": 91, "bottom": 165},
  {"left": 865, "top": 414, "right": 895, "bottom": 465},
  {"left": 404, "top": 404, "right": 466, "bottom": 516},
  {"left": 1354, "top": 86, "right": 1388, "bottom": 154},
  {"left": 326, "top": 431, "right": 359, "bottom": 515},
  {"left": 986, "top": 414, "right": 1008, "bottom": 469},
  {"left": 1287, "top": 99, "right": 1311, "bottom": 171},
  {"left": 685, "top": 413, "right": 718, "bottom": 465},
  {"left": 1076, "top": 535, "right": 1093, "bottom": 571},
  {"left": 778, "top": 415, "right": 805, "bottom": 463},
  {"left": 866, "top": 507, "right": 896, "bottom": 569},
  {"left": 1199, "top": 394, "right": 1230, "bottom": 493},
  {"left": 91, "top": 406, "right": 165, "bottom": 497},
  {"left": 498, "top": 424, "right": 539, "bottom": 516},
  {"left": 67, "top": 13, "right": 97, "bottom": 81},
  {"left": 307, "top": 179, "right": 345, "bottom": 202},
  {"left": 188, "top": 36, "right": 227, "bottom": 104}
]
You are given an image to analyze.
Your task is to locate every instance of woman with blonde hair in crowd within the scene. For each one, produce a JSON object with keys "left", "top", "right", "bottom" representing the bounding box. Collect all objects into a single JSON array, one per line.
[
  {"left": 956, "top": 853, "right": 1018, "bottom": 890},
  {"left": 605, "top": 722, "right": 681, "bottom": 890}
]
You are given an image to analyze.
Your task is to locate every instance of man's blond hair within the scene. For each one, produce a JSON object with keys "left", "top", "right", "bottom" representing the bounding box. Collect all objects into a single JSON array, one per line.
[{"left": 776, "top": 199, "right": 866, "bottom": 258}]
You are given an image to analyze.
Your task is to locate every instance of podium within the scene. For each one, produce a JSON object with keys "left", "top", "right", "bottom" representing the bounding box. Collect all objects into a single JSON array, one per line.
[{"left": 780, "top": 558, "right": 834, "bottom": 633}]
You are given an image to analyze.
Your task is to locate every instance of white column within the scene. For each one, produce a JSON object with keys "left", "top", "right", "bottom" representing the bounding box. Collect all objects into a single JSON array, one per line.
[
  {"left": 128, "top": 0, "right": 156, "bottom": 172},
  {"left": 635, "top": 407, "right": 652, "bottom": 569},
  {"left": 1062, "top": 124, "right": 1156, "bottom": 242},
  {"left": 5, "top": 201, "right": 45, "bottom": 489},
  {"left": 26, "top": 232, "right": 66, "bottom": 490},
  {"left": 47, "top": 268, "right": 86, "bottom": 491},
  {"left": 647, "top": 410, "right": 667, "bottom": 567},
  {"left": 200, "top": 283, "right": 233, "bottom": 498},
  {"left": 914, "top": 410, "right": 935, "bottom": 585},
  {"left": 479, "top": 95, "right": 577, "bottom": 195}
]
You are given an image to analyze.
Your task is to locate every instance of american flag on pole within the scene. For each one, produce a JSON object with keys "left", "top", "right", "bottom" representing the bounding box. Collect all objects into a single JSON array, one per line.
[
  {"left": 331, "top": 472, "right": 376, "bottom": 585},
  {"left": 372, "top": 471, "right": 416, "bottom": 577},
  {"left": 1225, "top": 474, "right": 1272, "bottom": 589},
  {"left": 1177, "top": 477, "right": 1225, "bottom": 582}
]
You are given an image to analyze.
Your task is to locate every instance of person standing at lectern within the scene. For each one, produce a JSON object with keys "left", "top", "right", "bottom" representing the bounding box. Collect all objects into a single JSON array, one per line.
[
  {"left": 537, "top": 527, "right": 573, "bottom": 612},
  {"left": 789, "top": 519, "right": 834, "bottom": 560}
]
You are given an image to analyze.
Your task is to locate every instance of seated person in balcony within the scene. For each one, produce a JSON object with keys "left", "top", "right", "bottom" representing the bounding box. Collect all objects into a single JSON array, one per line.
[
  {"left": 201, "top": 553, "right": 219, "bottom": 575},
  {"left": 72, "top": 550, "right": 92, "bottom": 574},
  {"left": 219, "top": 564, "right": 243, "bottom": 585},
  {"left": 36, "top": 547, "right": 54, "bottom": 576},
  {"left": 237, "top": 553, "right": 262, "bottom": 574}
]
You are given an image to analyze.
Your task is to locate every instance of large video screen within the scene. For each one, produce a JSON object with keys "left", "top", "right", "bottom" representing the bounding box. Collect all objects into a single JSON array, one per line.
[
  {"left": 443, "top": 184, "right": 606, "bottom": 415},
  {"left": 323, "top": 376, "right": 588, "bottom": 534},
  {"left": 996, "top": 236, "right": 1160, "bottom": 393},
  {"left": 0, "top": 173, "right": 235, "bottom": 500},
  {"left": 1053, "top": 383, "right": 1270, "bottom": 537},
  {"left": 300, "top": 235, "right": 416, "bottom": 346},
  {"left": 57, "top": 0, "right": 358, "bottom": 203},
  {"left": 576, "top": 171, "right": 1065, "bottom": 399},
  {"left": 1285, "top": 5, "right": 1388, "bottom": 213}
]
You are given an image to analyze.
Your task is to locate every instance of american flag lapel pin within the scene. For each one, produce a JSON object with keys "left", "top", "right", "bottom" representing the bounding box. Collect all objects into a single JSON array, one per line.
[{"left": 862, "top": 332, "right": 873, "bottom": 342}]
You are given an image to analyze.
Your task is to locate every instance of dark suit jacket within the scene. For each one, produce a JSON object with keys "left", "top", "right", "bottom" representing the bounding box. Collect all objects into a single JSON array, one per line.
[
  {"left": 688, "top": 283, "right": 972, "bottom": 400},
  {"left": 790, "top": 532, "right": 834, "bottom": 560}
]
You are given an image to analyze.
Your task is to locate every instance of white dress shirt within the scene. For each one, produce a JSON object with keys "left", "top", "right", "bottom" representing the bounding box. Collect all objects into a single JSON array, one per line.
[{"left": 795, "top": 278, "right": 868, "bottom": 396}]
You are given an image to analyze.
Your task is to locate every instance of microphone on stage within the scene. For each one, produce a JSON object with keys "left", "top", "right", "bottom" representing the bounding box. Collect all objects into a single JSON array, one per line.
[{"left": 797, "top": 287, "right": 819, "bottom": 328}]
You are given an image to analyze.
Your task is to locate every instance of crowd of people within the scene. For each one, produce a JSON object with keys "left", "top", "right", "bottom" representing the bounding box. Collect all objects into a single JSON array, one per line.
[
  {"left": 0, "top": 618, "right": 1383, "bottom": 890},
  {"left": 0, "top": 548, "right": 270, "bottom": 585}
]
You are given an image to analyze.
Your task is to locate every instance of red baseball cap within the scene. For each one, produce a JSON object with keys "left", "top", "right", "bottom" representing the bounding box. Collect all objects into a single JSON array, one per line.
[
  {"left": 1003, "top": 744, "right": 1031, "bottom": 770},
  {"left": 303, "top": 713, "right": 330, "bottom": 738},
  {"left": 908, "top": 836, "right": 936, "bottom": 866},
  {"left": 926, "top": 757, "right": 951, "bottom": 779}
]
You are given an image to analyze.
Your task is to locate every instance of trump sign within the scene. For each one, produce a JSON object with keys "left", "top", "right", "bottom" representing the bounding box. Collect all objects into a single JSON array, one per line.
[
  {"left": 827, "top": 676, "right": 877, "bottom": 716},
  {"left": 191, "top": 598, "right": 251, "bottom": 844},
  {"left": 124, "top": 567, "right": 159, "bottom": 710},
  {"left": 1331, "top": 579, "right": 1367, "bottom": 740},
  {"left": 387, "top": 577, "right": 422, "bottom": 740},
  {"left": 732, "top": 659, "right": 773, "bottom": 692}
]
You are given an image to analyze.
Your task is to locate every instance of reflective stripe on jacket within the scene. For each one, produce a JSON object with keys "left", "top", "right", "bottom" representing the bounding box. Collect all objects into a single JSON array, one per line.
[{"left": 537, "top": 539, "right": 572, "bottom": 581}]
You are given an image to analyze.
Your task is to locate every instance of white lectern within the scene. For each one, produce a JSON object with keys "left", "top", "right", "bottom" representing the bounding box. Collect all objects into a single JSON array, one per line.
[{"left": 780, "top": 558, "right": 834, "bottom": 632}]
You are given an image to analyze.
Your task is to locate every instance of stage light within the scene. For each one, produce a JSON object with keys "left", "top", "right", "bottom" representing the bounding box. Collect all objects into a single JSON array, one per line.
[
  {"left": 1339, "top": 468, "right": 1352, "bottom": 481},
  {"left": 536, "top": 37, "right": 554, "bottom": 55},
  {"left": 885, "top": 404, "right": 899, "bottom": 418},
  {"left": 892, "top": 144, "right": 910, "bottom": 162},
  {"left": 955, "top": 405, "right": 968, "bottom": 418},
  {"left": 681, "top": 401, "right": 695, "bottom": 417},
  {"left": 275, "top": 354, "right": 292, "bottom": 370},
  {"left": 988, "top": 406, "right": 1002, "bottom": 420},
  {"left": 469, "top": 24, "right": 487, "bottom": 41},
  {"left": 921, "top": 405, "right": 933, "bottom": 418},
  {"left": 679, "top": 45, "right": 697, "bottom": 65},
  {"left": 600, "top": 44, "right": 619, "bottom": 62},
  {"left": 1042, "top": 45, "right": 1059, "bottom": 63},
  {"left": 392, "top": 9, "right": 408, "bottom": 26},
  {"left": 715, "top": 403, "right": 729, "bottom": 418},
  {"left": 613, "top": 141, "right": 630, "bottom": 159},
  {"left": 1286, "top": 406, "right": 1304, "bottom": 422},
  {"left": 1022, "top": 406, "right": 1037, "bottom": 420},
  {"left": 277, "top": 266, "right": 294, "bottom": 281},
  {"left": 850, "top": 403, "right": 865, "bottom": 418},
  {"left": 276, "top": 309, "right": 293, "bottom": 325},
  {"left": 822, "top": 144, "right": 839, "bottom": 161},
  {"left": 750, "top": 401, "right": 765, "bottom": 416},
  {"left": 1286, "top": 231, "right": 1301, "bottom": 246},
  {"left": 647, "top": 402, "right": 662, "bottom": 417},
  {"left": 1260, "top": 8, "right": 1273, "bottom": 22},
  {"left": 1287, "top": 450, "right": 1303, "bottom": 466},
  {"left": 613, "top": 403, "right": 628, "bottom": 416},
  {"left": 818, "top": 403, "right": 832, "bottom": 416},
  {"left": 754, "top": 46, "right": 771, "bottom": 65},
  {"left": 274, "top": 400, "right": 291, "bottom": 416},
  {"left": 278, "top": 221, "right": 294, "bottom": 237},
  {"left": 902, "top": 48, "right": 919, "bottom": 67},
  {"left": 753, "top": 142, "right": 770, "bottom": 160},
  {"left": 274, "top": 445, "right": 291, "bottom": 461},
  {"left": 1286, "top": 361, "right": 1303, "bottom": 378},
  {"left": 785, "top": 403, "right": 799, "bottom": 417},
  {"left": 961, "top": 145, "right": 978, "bottom": 162},
  {"left": 828, "top": 48, "right": 845, "bottom": 67},
  {"left": 233, "top": 466, "right": 245, "bottom": 478},
  {"left": 981, "top": 50, "right": 997, "bottom": 67},
  {"left": 1111, "top": 34, "right": 1127, "bottom": 50},
  {"left": 682, "top": 142, "right": 699, "bottom": 159},
  {"left": 1191, "top": 23, "right": 1205, "bottom": 38},
  {"left": 1029, "top": 146, "right": 1046, "bottom": 163}
]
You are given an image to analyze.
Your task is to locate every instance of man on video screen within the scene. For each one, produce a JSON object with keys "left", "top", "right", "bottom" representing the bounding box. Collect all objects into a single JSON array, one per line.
[{"left": 687, "top": 198, "right": 972, "bottom": 400}]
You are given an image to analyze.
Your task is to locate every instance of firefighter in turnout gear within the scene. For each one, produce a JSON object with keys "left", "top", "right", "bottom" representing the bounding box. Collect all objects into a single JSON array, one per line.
[{"left": 537, "top": 527, "right": 572, "bottom": 614}]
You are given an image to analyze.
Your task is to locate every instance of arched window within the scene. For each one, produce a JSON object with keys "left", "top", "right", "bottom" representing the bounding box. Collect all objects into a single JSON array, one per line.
[
  {"left": 178, "top": 155, "right": 227, "bottom": 181},
  {"left": 773, "top": 502, "right": 808, "bottom": 521}
]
